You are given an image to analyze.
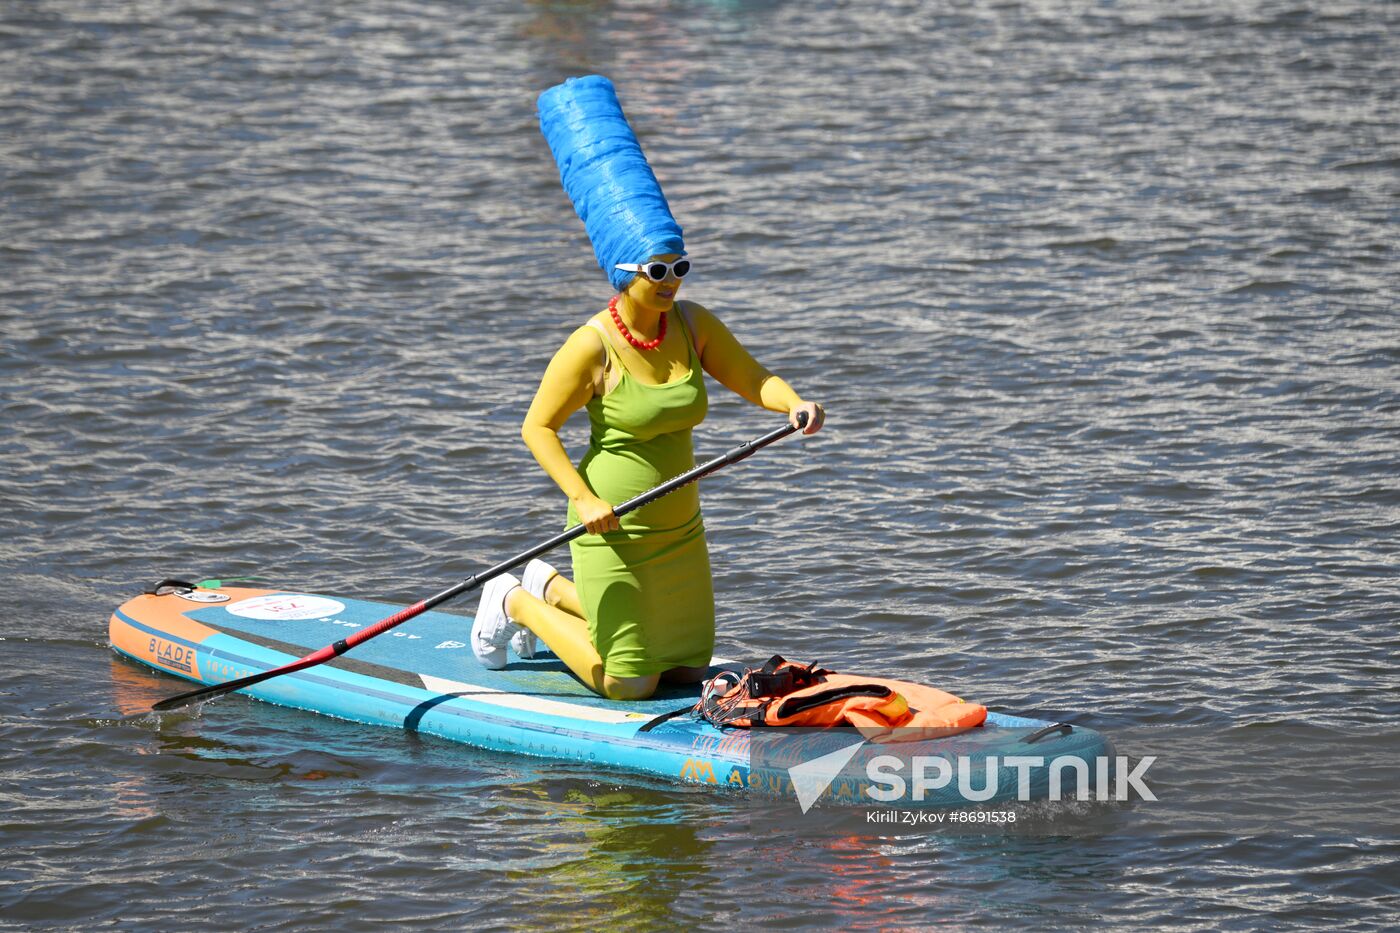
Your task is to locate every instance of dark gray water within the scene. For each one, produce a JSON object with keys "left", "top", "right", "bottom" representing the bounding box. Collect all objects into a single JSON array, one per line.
[{"left": 4, "top": 0, "right": 1398, "bottom": 928}]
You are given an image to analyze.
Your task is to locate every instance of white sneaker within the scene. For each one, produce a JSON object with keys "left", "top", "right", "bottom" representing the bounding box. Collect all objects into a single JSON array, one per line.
[
  {"left": 509, "top": 559, "right": 558, "bottom": 661},
  {"left": 522, "top": 558, "right": 559, "bottom": 602},
  {"left": 471, "top": 573, "right": 522, "bottom": 670},
  {"left": 509, "top": 627, "right": 537, "bottom": 660}
]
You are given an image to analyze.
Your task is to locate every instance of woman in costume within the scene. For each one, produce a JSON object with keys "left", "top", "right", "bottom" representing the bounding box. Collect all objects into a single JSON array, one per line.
[{"left": 472, "top": 76, "right": 823, "bottom": 700}]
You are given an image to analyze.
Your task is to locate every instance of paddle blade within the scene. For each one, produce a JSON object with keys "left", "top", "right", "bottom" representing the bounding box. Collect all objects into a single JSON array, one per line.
[
  {"left": 152, "top": 677, "right": 255, "bottom": 712},
  {"left": 151, "top": 646, "right": 334, "bottom": 712},
  {"left": 155, "top": 675, "right": 246, "bottom": 706}
]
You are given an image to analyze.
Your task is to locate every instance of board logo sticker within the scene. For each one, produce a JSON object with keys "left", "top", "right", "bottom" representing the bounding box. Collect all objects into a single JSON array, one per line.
[
  {"left": 175, "top": 590, "right": 230, "bottom": 604},
  {"left": 148, "top": 636, "right": 195, "bottom": 674},
  {"left": 226, "top": 594, "right": 346, "bottom": 621}
]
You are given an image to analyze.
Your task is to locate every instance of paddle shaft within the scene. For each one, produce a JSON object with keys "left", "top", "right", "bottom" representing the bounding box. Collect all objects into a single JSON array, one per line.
[{"left": 152, "top": 415, "right": 805, "bottom": 712}]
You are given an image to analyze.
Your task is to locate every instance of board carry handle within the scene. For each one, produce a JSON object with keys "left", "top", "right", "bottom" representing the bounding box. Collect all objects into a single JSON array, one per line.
[
  {"left": 1022, "top": 722, "right": 1074, "bottom": 744},
  {"left": 145, "top": 579, "right": 198, "bottom": 596}
]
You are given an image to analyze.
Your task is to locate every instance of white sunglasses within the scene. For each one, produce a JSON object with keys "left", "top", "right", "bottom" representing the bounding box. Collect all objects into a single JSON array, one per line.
[{"left": 615, "top": 258, "right": 692, "bottom": 282}]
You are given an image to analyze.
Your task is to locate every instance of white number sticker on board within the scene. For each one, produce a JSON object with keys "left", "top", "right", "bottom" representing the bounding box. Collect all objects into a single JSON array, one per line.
[{"left": 226, "top": 594, "right": 346, "bottom": 621}]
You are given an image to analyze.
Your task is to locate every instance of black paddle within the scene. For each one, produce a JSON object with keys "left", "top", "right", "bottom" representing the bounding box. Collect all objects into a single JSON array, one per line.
[{"left": 152, "top": 414, "right": 808, "bottom": 712}]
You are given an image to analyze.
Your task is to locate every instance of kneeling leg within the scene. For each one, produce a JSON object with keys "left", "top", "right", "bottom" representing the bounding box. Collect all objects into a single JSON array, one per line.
[{"left": 506, "top": 588, "right": 661, "bottom": 700}]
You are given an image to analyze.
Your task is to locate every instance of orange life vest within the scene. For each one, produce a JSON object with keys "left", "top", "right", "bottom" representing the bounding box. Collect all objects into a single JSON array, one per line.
[{"left": 695, "top": 656, "right": 986, "bottom": 743}]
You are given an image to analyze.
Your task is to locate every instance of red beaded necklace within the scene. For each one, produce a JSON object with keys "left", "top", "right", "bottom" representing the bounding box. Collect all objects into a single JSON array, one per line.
[{"left": 609, "top": 295, "right": 666, "bottom": 351}]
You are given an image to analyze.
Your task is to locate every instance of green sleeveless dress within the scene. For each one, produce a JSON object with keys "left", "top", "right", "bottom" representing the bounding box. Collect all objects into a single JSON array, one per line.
[{"left": 565, "top": 307, "right": 713, "bottom": 679}]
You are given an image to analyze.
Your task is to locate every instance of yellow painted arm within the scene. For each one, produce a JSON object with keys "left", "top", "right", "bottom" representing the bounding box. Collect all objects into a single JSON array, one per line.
[
  {"left": 686, "top": 302, "right": 804, "bottom": 414},
  {"left": 521, "top": 327, "right": 602, "bottom": 502},
  {"left": 520, "top": 326, "right": 624, "bottom": 533}
]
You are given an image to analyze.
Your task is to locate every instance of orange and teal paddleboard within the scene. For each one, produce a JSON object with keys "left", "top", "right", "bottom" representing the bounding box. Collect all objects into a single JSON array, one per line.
[{"left": 111, "top": 581, "right": 1110, "bottom": 808}]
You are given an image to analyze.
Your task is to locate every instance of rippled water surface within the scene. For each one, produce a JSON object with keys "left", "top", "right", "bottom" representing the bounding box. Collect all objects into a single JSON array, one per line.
[{"left": 3, "top": 0, "right": 1398, "bottom": 928}]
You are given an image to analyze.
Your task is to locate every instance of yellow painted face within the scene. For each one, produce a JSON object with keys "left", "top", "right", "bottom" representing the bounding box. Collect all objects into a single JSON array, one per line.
[{"left": 623, "top": 253, "right": 684, "bottom": 311}]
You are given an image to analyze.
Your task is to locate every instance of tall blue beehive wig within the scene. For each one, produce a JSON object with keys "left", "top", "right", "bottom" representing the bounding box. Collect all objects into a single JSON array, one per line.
[{"left": 538, "top": 75, "right": 684, "bottom": 292}]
